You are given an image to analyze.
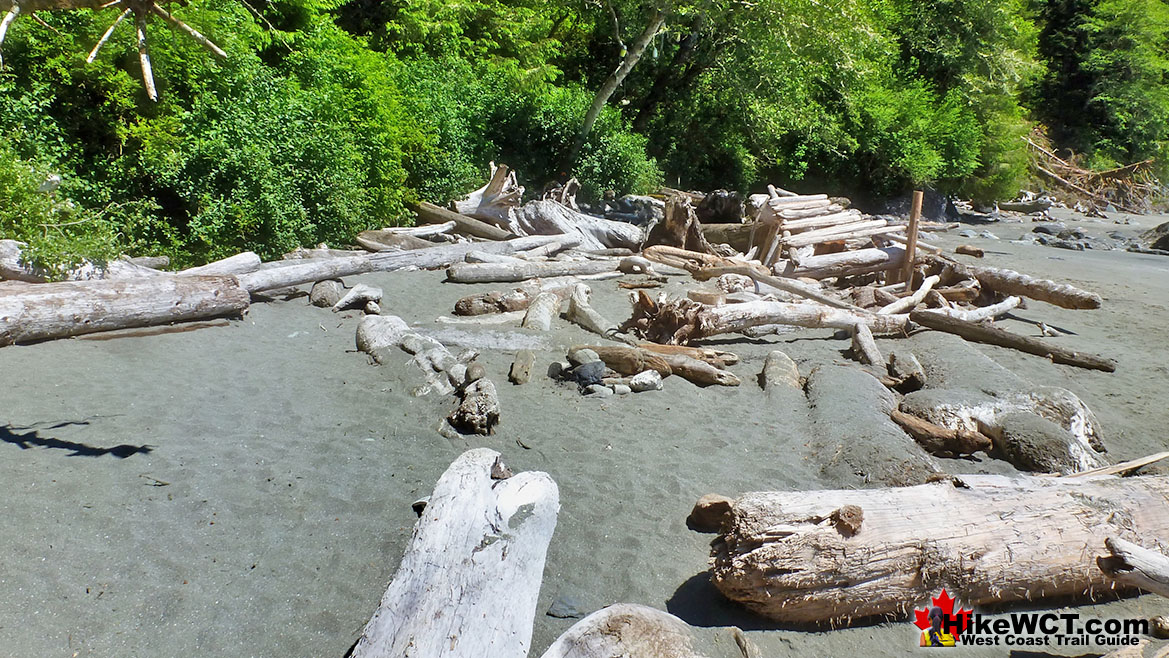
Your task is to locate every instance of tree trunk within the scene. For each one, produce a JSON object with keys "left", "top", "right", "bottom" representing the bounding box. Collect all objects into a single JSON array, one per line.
[
  {"left": 521, "top": 292, "right": 561, "bottom": 331},
  {"left": 709, "top": 474, "right": 1169, "bottom": 625},
  {"left": 563, "top": 8, "right": 667, "bottom": 170},
  {"left": 513, "top": 200, "right": 643, "bottom": 251},
  {"left": 349, "top": 448, "right": 558, "bottom": 658},
  {"left": 910, "top": 309, "right": 1116, "bottom": 372},
  {"left": 0, "top": 275, "right": 249, "bottom": 345},
  {"left": 181, "top": 252, "right": 261, "bottom": 276},
  {"left": 454, "top": 163, "right": 524, "bottom": 227},
  {"left": 538, "top": 604, "right": 706, "bottom": 658}
]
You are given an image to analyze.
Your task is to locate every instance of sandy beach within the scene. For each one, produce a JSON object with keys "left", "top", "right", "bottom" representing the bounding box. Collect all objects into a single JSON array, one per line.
[{"left": 2, "top": 210, "right": 1168, "bottom": 657}]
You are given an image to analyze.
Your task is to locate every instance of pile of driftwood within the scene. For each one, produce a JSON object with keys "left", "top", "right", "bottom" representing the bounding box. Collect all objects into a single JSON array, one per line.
[{"left": 1025, "top": 128, "right": 1161, "bottom": 215}]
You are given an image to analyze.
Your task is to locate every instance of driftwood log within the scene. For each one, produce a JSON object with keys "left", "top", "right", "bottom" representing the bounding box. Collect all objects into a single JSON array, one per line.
[
  {"left": 850, "top": 323, "right": 883, "bottom": 366},
  {"left": 936, "top": 258, "right": 1102, "bottom": 310},
  {"left": 538, "top": 604, "right": 706, "bottom": 658},
  {"left": 446, "top": 260, "right": 617, "bottom": 284},
  {"left": 910, "top": 309, "right": 1117, "bottom": 372},
  {"left": 645, "top": 195, "right": 718, "bottom": 254},
  {"left": 349, "top": 448, "right": 558, "bottom": 658},
  {"left": 1098, "top": 537, "right": 1169, "bottom": 598},
  {"left": 454, "top": 163, "right": 523, "bottom": 227},
  {"left": 411, "top": 200, "right": 514, "bottom": 241},
  {"left": 784, "top": 246, "right": 905, "bottom": 280},
  {"left": 709, "top": 474, "right": 1169, "bottom": 625},
  {"left": 890, "top": 409, "right": 993, "bottom": 456},
  {"left": 579, "top": 345, "right": 672, "bottom": 377},
  {"left": 0, "top": 275, "right": 249, "bottom": 345},
  {"left": 514, "top": 200, "right": 643, "bottom": 251},
  {"left": 0, "top": 239, "right": 163, "bottom": 281},
  {"left": 454, "top": 280, "right": 576, "bottom": 316},
  {"left": 447, "top": 379, "right": 501, "bottom": 435}
]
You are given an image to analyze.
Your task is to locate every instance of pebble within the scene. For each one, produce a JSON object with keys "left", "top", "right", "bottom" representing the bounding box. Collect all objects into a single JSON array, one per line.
[
  {"left": 612, "top": 384, "right": 632, "bottom": 396},
  {"left": 584, "top": 384, "right": 612, "bottom": 397},
  {"left": 567, "top": 348, "right": 601, "bottom": 367},
  {"left": 464, "top": 362, "right": 486, "bottom": 384},
  {"left": 979, "top": 230, "right": 999, "bottom": 240},
  {"left": 629, "top": 369, "right": 663, "bottom": 392},
  {"left": 572, "top": 361, "right": 606, "bottom": 387},
  {"left": 687, "top": 494, "right": 734, "bottom": 533}
]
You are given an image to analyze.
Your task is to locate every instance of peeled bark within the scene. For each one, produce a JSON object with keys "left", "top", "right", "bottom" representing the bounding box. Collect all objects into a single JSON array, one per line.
[
  {"left": 710, "top": 474, "right": 1169, "bottom": 625},
  {"left": 0, "top": 275, "right": 248, "bottom": 345},
  {"left": 350, "top": 448, "right": 558, "bottom": 658}
]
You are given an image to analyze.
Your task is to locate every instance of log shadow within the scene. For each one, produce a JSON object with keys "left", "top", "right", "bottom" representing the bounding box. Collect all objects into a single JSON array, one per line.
[
  {"left": 667, "top": 571, "right": 786, "bottom": 631},
  {"left": 1, "top": 422, "right": 153, "bottom": 458}
]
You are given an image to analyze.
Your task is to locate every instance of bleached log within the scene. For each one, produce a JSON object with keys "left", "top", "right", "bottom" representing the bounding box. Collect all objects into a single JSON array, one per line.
[
  {"left": 850, "top": 323, "right": 883, "bottom": 366},
  {"left": 285, "top": 247, "right": 367, "bottom": 259},
  {"left": 454, "top": 163, "right": 524, "bottom": 227},
  {"left": 883, "top": 232, "right": 942, "bottom": 255},
  {"left": 1098, "top": 537, "right": 1169, "bottom": 598},
  {"left": 436, "top": 311, "right": 525, "bottom": 326},
  {"left": 0, "top": 275, "right": 249, "bottom": 345},
  {"left": 465, "top": 250, "right": 524, "bottom": 264},
  {"left": 657, "top": 352, "right": 740, "bottom": 387},
  {"left": 566, "top": 283, "right": 621, "bottom": 338},
  {"left": 690, "top": 264, "right": 859, "bottom": 310},
  {"left": 454, "top": 280, "right": 577, "bottom": 316},
  {"left": 761, "top": 350, "right": 801, "bottom": 390},
  {"left": 538, "top": 604, "right": 705, "bottom": 658},
  {"left": 937, "top": 258, "right": 1102, "bottom": 310},
  {"left": 786, "top": 246, "right": 905, "bottom": 280},
  {"left": 521, "top": 292, "right": 561, "bottom": 331},
  {"left": 784, "top": 224, "right": 905, "bottom": 248},
  {"left": 376, "top": 221, "right": 456, "bottom": 238},
  {"left": 0, "top": 239, "right": 162, "bottom": 281},
  {"left": 350, "top": 448, "right": 558, "bottom": 658},
  {"left": 237, "top": 235, "right": 569, "bottom": 292},
  {"left": 910, "top": 309, "right": 1116, "bottom": 372},
  {"left": 514, "top": 200, "right": 643, "bottom": 251},
  {"left": 777, "top": 204, "right": 846, "bottom": 221},
  {"left": 877, "top": 275, "right": 939, "bottom": 315},
  {"left": 932, "top": 296, "right": 1021, "bottom": 322},
  {"left": 412, "top": 201, "right": 513, "bottom": 241},
  {"left": 446, "top": 259, "right": 617, "bottom": 284},
  {"left": 181, "top": 252, "right": 261, "bottom": 276},
  {"left": 778, "top": 209, "right": 862, "bottom": 230},
  {"left": 783, "top": 218, "right": 886, "bottom": 241},
  {"left": 709, "top": 474, "right": 1169, "bottom": 624},
  {"left": 579, "top": 344, "right": 672, "bottom": 377},
  {"left": 516, "top": 241, "right": 568, "bottom": 259},
  {"left": 356, "top": 230, "right": 436, "bottom": 252},
  {"left": 332, "top": 283, "right": 382, "bottom": 313}
]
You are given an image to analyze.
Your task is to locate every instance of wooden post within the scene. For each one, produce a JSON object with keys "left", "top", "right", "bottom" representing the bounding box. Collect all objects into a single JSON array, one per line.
[{"left": 896, "top": 190, "right": 923, "bottom": 289}]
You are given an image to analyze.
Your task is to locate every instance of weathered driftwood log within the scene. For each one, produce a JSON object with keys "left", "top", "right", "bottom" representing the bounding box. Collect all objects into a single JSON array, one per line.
[
  {"left": 285, "top": 246, "right": 368, "bottom": 259},
  {"left": 0, "top": 239, "right": 163, "bottom": 281},
  {"left": 850, "top": 323, "right": 883, "bottom": 366},
  {"left": 657, "top": 352, "right": 740, "bottom": 386},
  {"left": 1098, "top": 537, "right": 1169, "bottom": 598},
  {"left": 780, "top": 209, "right": 862, "bottom": 231},
  {"left": 332, "top": 283, "right": 382, "bottom": 313},
  {"left": 509, "top": 350, "right": 535, "bottom": 385},
  {"left": 579, "top": 345, "right": 672, "bottom": 377},
  {"left": 521, "top": 292, "right": 561, "bottom": 331},
  {"left": 465, "top": 250, "right": 523, "bottom": 264},
  {"left": 931, "top": 295, "right": 1020, "bottom": 322},
  {"left": 181, "top": 252, "right": 262, "bottom": 276},
  {"left": 566, "top": 284, "right": 622, "bottom": 339},
  {"left": 446, "top": 259, "right": 616, "bottom": 284},
  {"left": 910, "top": 309, "right": 1117, "bottom": 372},
  {"left": 710, "top": 474, "right": 1169, "bottom": 625},
  {"left": 890, "top": 409, "right": 993, "bottom": 456},
  {"left": 761, "top": 350, "right": 801, "bottom": 391},
  {"left": 238, "top": 235, "right": 568, "bottom": 292},
  {"left": 699, "top": 222, "right": 753, "bottom": 253},
  {"left": 514, "top": 200, "right": 643, "bottom": 251},
  {"left": 877, "top": 275, "right": 939, "bottom": 315},
  {"left": 637, "top": 342, "right": 739, "bottom": 368},
  {"left": 454, "top": 280, "right": 576, "bottom": 316},
  {"left": 350, "top": 448, "right": 557, "bottom": 658},
  {"left": 356, "top": 230, "right": 436, "bottom": 252},
  {"left": 784, "top": 224, "right": 905, "bottom": 249},
  {"left": 538, "top": 604, "right": 706, "bottom": 658},
  {"left": 0, "top": 275, "right": 248, "bottom": 345},
  {"left": 690, "top": 264, "right": 859, "bottom": 310},
  {"left": 454, "top": 163, "right": 524, "bottom": 227},
  {"left": 411, "top": 200, "right": 514, "bottom": 241},
  {"left": 936, "top": 258, "right": 1102, "bottom": 310},
  {"left": 645, "top": 195, "right": 719, "bottom": 254},
  {"left": 448, "top": 378, "right": 500, "bottom": 435},
  {"left": 783, "top": 246, "right": 905, "bottom": 280}
]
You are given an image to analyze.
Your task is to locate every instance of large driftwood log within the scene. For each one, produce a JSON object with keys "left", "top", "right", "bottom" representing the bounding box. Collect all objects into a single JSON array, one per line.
[
  {"left": 454, "top": 163, "right": 524, "bottom": 227},
  {"left": 785, "top": 246, "right": 905, "bottom": 280},
  {"left": 0, "top": 239, "right": 163, "bottom": 281},
  {"left": 710, "top": 474, "right": 1169, "bottom": 624},
  {"left": 580, "top": 345, "right": 672, "bottom": 377},
  {"left": 356, "top": 230, "right": 437, "bottom": 252},
  {"left": 454, "top": 280, "right": 576, "bottom": 316},
  {"left": 877, "top": 275, "right": 939, "bottom": 315},
  {"left": 412, "top": 201, "right": 514, "bottom": 241},
  {"left": 932, "top": 296, "right": 1020, "bottom": 322},
  {"left": 689, "top": 264, "right": 859, "bottom": 310},
  {"left": 0, "top": 275, "right": 249, "bottom": 345},
  {"left": 1098, "top": 537, "right": 1169, "bottom": 598},
  {"left": 446, "top": 260, "right": 616, "bottom": 284},
  {"left": 447, "top": 379, "right": 501, "bottom": 435},
  {"left": 513, "top": 200, "right": 643, "bottom": 251},
  {"left": 350, "top": 448, "right": 558, "bottom": 658},
  {"left": 238, "top": 235, "right": 571, "bottom": 292},
  {"left": 850, "top": 323, "right": 883, "bottom": 366},
  {"left": 181, "top": 252, "right": 262, "bottom": 276},
  {"left": 538, "top": 604, "right": 706, "bottom": 658},
  {"left": 936, "top": 258, "right": 1102, "bottom": 310},
  {"left": 910, "top": 309, "right": 1117, "bottom": 372},
  {"left": 521, "top": 292, "right": 561, "bottom": 331}
]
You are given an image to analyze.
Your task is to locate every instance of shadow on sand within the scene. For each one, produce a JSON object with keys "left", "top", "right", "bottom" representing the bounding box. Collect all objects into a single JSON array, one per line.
[{"left": 1, "top": 421, "right": 153, "bottom": 458}]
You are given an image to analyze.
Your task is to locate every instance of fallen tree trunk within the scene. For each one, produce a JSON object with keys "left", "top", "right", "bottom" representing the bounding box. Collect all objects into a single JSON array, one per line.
[
  {"left": 181, "top": 252, "right": 262, "bottom": 276},
  {"left": 538, "top": 604, "right": 705, "bottom": 658},
  {"left": 411, "top": 200, "right": 514, "bottom": 241},
  {"left": 877, "top": 275, "right": 939, "bottom": 315},
  {"left": 521, "top": 292, "right": 561, "bottom": 331},
  {"left": 514, "top": 200, "right": 643, "bottom": 251},
  {"left": 645, "top": 195, "right": 718, "bottom": 254},
  {"left": 350, "top": 448, "right": 558, "bottom": 658},
  {"left": 580, "top": 344, "right": 672, "bottom": 377},
  {"left": 1098, "top": 536, "right": 1169, "bottom": 598},
  {"left": 237, "top": 235, "right": 571, "bottom": 292},
  {"left": 910, "top": 309, "right": 1117, "bottom": 372},
  {"left": 935, "top": 258, "right": 1102, "bottom": 310},
  {"left": 0, "top": 275, "right": 249, "bottom": 345},
  {"left": 446, "top": 259, "right": 617, "bottom": 284},
  {"left": 710, "top": 474, "right": 1169, "bottom": 624}
]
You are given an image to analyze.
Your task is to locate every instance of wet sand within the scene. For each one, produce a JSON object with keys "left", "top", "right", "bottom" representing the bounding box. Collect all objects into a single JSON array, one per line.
[{"left": 1, "top": 210, "right": 1167, "bottom": 657}]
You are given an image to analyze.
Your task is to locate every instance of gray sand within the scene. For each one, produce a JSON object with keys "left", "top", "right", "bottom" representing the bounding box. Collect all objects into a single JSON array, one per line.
[{"left": 2, "top": 210, "right": 1168, "bottom": 657}]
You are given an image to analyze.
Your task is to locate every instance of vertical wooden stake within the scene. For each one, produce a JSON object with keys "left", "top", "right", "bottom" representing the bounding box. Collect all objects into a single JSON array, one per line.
[{"left": 900, "top": 190, "right": 923, "bottom": 291}]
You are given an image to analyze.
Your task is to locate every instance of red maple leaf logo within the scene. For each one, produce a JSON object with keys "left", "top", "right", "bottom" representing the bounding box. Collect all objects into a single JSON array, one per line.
[{"left": 913, "top": 589, "right": 972, "bottom": 639}]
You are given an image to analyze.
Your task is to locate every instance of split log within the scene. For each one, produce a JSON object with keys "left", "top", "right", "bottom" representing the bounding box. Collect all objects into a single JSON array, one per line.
[
  {"left": 850, "top": 323, "right": 883, "bottom": 366},
  {"left": 521, "top": 292, "right": 561, "bottom": 331},
  {"left": 411, "top": 201, "right": 513, "bottom": 241},
  {"left": 0, "top": 275, "right": 249, "bottom": 345},
  {"left": 446, "top": 260, "right": 616, "bottom": 284},
  {"left": 910, "top": 309, "right": 1116, "bottom": 372},
  {"left": 448, "top": 379, "right": 501, "bottom": 435},
  {"left": 538, "top": 604, "right": 705, "bottom": 658},
  {"left": 877, "top": 275, "right": 939, "bottom": 315},
  {"left": 656, "top": 352, "right": 740, "bottom": 387},
  {"left": 349, "top": 448, "right": 557, "bottom": 658},
  {"left": 931, "top": 296, "right": 1020, "bottom": 322},
  {"left": 514, "top": 200, "right": 643, "bottom": 251},
  {"left": 1098, "top": 537, "right": 1169, "bottom": 598},
  {"left": 181, "top": 252, "right": 261, "bottom": 276},
  {"left": 645, "top": 195, "right": 718, "bottom": 254},
  {"left": 238, "top": 235, "right": 571, "bottom": 292},
  {"left": 709, "top": 474, "right": 1169, "bottom": 624},
  {"left": 454, "top": 163, "right": 523, "bottom": 227},
  {"left": 577, "top": 345, "right": 672, "bottom": 377},
  {"left": 935, "top": 258, "right": 1102, "bottom": 310},
  {"left": 890, "top": 409, "right": 992, "bottom": 456}
]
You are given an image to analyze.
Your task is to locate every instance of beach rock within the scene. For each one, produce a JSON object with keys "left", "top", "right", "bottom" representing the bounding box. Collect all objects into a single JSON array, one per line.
[
  {"left": 958, "top": 229, "right": 978, "bottom": 238},
  {"left": 447, "top": 378, "right": 500, "bottom": 435},
  {"left": 992, "top": 411, "right": 1088, "bottom": 474},
  {"left": 363, "top": 301, "right": 381, "bottom": 315},
  {"left": 1051, "top": 239, "right": 1085, "bottom": 251},
  {"left": 630, "top": 369, "right": 663, "bottom": 392},
  {"left": 688, "top": 494, "right": 734, "bottom": 532},
  {"left": 1142, "top": 221, "right": 1169, "bottom": 251},
  {"left": 979, "top": 230, "right": 999, "bottom": 240},
  {"left": 1032, "top": 223, "right": 1066, "bottom": 235},
  {"left": 612, "top": 384, "right": 632, "bottom": 396},
  {"left": 572, "top": 361, "right": 606, "bottom": 387},
  {"left": 464, "top": 362, "right": 486, "bottom": 385},
  {"left": 509, "top": 350, "right": 535, "bottom": 385},
  {"left": 355, "top": 314, "right": 410, "bottom": 358},
  {"left": 584, "top": 384, "right": 612, "bottom": 397},
  {"left": 568, "top": 347, "right": 602, "bottom": 367},
  {"left": 309, "top": 279, "right": 344, "bottom": 307},
  {"left": 888, "top": 350, "right": 925, "bottom": 391},
  {"left": 547, "top": 593, "right": 588, "bottom": 619},
  {"left": 548, "top": 361, "right": 569, "bottom": 380}
]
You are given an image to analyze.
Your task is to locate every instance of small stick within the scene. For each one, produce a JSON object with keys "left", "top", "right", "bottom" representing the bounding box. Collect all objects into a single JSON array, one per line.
[
  {"left": 135, "top": 11, "right": 157, "bottom": 101},
  {"left": 150, "top": 2, "right": 227, "bottom": 58},
  {"left": 88, "top": 8, "right": 131, "bottom": 63}
]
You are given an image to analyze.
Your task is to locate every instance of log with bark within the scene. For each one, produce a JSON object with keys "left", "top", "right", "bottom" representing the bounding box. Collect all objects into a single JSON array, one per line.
[
  {"left": 513, "top": 200, "right": 643, "bottom": 251},
  {"left": 349, "top": 448, "right": 558, "bottom": 658},
  {"left": 910, "top": 309, "right": 1117, "bottom": 372},
  {"left": 454, "top": 162, "right": 524, "bottom": 227},
  {"left": 708, "top": 474, "right": 1169, "bottom": 625},
  {"left": 538, "top": 604, "right": 706, "bottom": 658},
  {"left": 0, "top": 275, "right": 249, "bottom": 345}
]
